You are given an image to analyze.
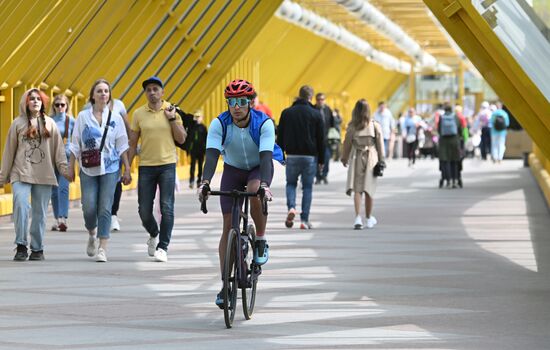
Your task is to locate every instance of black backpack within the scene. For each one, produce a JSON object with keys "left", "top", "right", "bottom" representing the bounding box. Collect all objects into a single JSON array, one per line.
[
  {"left": 493, "top": 115, "right": 506, "bottom": 131},
  {"left": 174, "top": 107, "right": 196, "bottom": 151}
]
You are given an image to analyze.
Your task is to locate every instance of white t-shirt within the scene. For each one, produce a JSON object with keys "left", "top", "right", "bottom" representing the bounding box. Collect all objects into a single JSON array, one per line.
[{"left": 374, "top": 108, "right": 394, "bottom": 140}]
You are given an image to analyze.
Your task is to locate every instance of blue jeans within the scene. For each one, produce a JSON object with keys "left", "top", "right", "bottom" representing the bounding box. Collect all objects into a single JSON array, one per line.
[
  {"left": 138, "top": 164, "right": 176, "bottom": 251},
  {"left": 79, "top": 171, "right": 119, "bottom": 239},
  {"left": 491, "top": 132, "right": 507, "bottom": 161},
  {"left": 285, "top": 156, "right": 317, "bottom": 222},
  {"left": 383, "top": 139, "right": 390, "bottom": 158},
  {"left": 316, "top": 145, "right": 332, "bottom": 180},
  {"left": 12, "top": 182, "right": 52, "bottom": 251},
  {"left": 51, "top": 169, "right": 70, "bottom": 218}
]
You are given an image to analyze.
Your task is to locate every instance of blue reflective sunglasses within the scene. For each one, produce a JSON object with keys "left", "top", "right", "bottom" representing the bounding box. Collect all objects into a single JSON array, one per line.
[{"left": 226, "top": 97, "right": 249, "bottom": 108}]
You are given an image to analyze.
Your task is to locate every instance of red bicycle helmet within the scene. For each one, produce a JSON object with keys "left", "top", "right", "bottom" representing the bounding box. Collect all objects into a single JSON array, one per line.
[{"left": 224, "top": 79, "right": 256, "bottom": 98}]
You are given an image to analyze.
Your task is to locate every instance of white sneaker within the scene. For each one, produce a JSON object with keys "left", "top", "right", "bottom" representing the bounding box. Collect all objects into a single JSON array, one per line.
[
  {"left": 353, "top": 216, "right": 363, "bottom": 230},
  {"left": 366, "top": 216, "right": 377, "bottom": 229},
  {"left": 147, "top": 236, "right": 157, "bottom": 256},
  {"left": 86, "top": 235, "right": 97, "bottom": 257},
  {"left": 95, "top": 248, "right": 107, "bottom": 262},
  {"left": 371, "top": 216, "right": 377, "bottom": 225},
  {"left": 300, "top": 221, "right": 313, "bottom": 229},
  {"left": 154, "top": 248, "right": 168, "bottom": 262},
  {"left": 110, "top": 215, "right": 120, "bottom": 231}
]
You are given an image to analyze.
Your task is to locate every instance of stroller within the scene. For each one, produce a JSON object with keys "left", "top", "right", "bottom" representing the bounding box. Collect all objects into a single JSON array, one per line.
[{"left": 419, "top": 127, "right": 437, "bottom": 159}]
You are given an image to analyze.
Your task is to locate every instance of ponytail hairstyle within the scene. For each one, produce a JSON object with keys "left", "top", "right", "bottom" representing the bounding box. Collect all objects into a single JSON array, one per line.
[
  {"left": 349, "top": 99, "right": 371, "bottom": 131},
  {"left": 24, "top": 88, "right": 50, "bottom": 139}
]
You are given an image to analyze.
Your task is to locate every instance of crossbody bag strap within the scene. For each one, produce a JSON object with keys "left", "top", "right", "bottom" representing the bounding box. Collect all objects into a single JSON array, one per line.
[{"left": 99, "top": 110, "right": 112, "bottom": 152}]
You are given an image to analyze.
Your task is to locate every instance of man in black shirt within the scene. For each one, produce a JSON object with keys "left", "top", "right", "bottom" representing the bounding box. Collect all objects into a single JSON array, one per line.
[
  {"left": 277, "top": 85, "right": 324, "bottom": 230},
  {"left": 188, "top": 114, "right": 207, "bottom": 189},
  {"left": 315, "top": 92, "right": 334, "bottom": 184}
]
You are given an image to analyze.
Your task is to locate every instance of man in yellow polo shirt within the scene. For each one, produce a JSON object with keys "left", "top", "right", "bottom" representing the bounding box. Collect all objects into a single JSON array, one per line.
[{"left": 128, "top": 76, "right": 186, "bottom": 262}]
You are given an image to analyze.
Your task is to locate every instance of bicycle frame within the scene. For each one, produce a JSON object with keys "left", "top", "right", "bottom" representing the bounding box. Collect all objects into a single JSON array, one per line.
[
  {"left": 201, "top": 189, "right": 265, "bottom": 287},
  {"left": 201, "top": 187, "right": 267, "bottom": 327}
]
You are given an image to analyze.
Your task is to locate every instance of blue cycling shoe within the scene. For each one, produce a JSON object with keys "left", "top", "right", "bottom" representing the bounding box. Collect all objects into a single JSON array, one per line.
[
  {"left": 215, "top": 291, "right": 224, "bottom": 309},
  {"left": 253, "top": 240, "right": 269, "bottom": 265}
]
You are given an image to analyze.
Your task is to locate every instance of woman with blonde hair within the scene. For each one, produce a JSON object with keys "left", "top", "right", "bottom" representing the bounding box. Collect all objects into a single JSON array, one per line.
[
  {"left": 0, "top": 88, "right": 69, "bottom": 260},
  {"left": 49, "top": 94, "right": 75, "bottom": 231},
  {"left": 341, "top": 99, "right": 385, "bottom": 229},
  {"left": 68, "top": 79, "right": 131, "bottom": 262}
]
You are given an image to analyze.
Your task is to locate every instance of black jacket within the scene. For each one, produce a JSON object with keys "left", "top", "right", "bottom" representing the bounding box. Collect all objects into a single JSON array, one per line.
[
  {"left": 277, "top": 99, "right": 325, "bottom": 164},
  {"left": 316, "top": 104, "right": 334, "bottom": 144},
  {"left": 188, "top": 123, "right": 207, "bottom": 157}
]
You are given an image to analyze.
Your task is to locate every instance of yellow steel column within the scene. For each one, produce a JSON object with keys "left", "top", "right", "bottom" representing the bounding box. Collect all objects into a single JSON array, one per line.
[
  {"left": 0, "top": 86, "right": 14, "bottom": 200},
  {"left": 457, "top": 60, "right": 465, "bottom": 105},
  {"left": 423, "top": 0, "right": 550, "bottom": 159},
  {"left": 409, "top": 69, "right": 416, "bottom": 109}
]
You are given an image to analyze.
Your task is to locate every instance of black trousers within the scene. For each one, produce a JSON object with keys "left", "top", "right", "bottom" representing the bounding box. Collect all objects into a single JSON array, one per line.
[
  {"left": 111, "top": 180, "right": 122, "bottom": 215},
  {"left": 480, "top": 127, "right": 491, "bottom": 160},
  {"left": 190, "top": 153, "right": 204, "bottom": 184},
  {"left": 440, "top": 161, "right": 458, "bottom": 181}
]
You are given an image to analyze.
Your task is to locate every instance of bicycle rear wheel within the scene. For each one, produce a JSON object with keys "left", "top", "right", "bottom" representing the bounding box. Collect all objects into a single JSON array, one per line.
[
  {"left": 223, "top": 229, "right": 238, "bottom": 328},
  {"left": 242, "top": 224, "right": 258, "bottom": 319}
]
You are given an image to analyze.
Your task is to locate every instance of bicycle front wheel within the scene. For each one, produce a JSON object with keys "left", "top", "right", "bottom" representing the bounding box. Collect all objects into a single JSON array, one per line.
[
  {"left": 223, "top": 229, "right": 238, "bottom": 328},
  {"left": 242, "top": 224, "right": 258, "bottom": 320}
]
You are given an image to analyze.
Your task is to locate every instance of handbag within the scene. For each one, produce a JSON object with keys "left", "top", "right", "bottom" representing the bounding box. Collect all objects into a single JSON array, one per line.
[
  {"left": 81, "top": 110, "right": 111, "bottom": 168},
  {"left": 373, "top": 161, "right": 385, "bottom": 177}
]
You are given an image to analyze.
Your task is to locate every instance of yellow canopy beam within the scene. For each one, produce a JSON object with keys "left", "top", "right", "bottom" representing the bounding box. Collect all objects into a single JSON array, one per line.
[{"left": 424, "top": 0, "right": 550, "bottom": 159}]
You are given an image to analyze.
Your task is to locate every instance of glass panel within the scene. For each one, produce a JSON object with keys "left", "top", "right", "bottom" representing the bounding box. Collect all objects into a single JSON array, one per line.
[{"left": 472, "top": 0, "right": 550, "bottom": 103}]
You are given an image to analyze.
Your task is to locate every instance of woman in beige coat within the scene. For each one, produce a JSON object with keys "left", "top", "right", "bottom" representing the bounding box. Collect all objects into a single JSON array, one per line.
[{"left": 341, "top": 99, "right": 385, "bottom": 229}]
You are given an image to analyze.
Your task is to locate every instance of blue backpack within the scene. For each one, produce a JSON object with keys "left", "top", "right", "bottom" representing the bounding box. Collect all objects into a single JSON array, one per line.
[
  {"left": 440, "top": 113, "right": 458, "bottom": 136},
  {"left": 217, "top": 109, "right": 285, "bottom": 164}
]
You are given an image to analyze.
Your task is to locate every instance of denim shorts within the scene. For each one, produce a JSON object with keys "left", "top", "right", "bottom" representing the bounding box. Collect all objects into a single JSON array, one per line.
[{"left": 219, "top": 163, "right": 273, "bottom": 214}]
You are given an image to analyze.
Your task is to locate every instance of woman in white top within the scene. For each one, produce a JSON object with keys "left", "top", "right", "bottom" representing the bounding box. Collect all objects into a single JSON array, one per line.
[{"left": 68, "top": 79, "right": 131, "bottom": 262}]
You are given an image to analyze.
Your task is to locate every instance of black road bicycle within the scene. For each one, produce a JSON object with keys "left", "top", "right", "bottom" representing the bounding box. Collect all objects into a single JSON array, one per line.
[{"left": 201, "top": 186, "right": 267, "bottom": 328}]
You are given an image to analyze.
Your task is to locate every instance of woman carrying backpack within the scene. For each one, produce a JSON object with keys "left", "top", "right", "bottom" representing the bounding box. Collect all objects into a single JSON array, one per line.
[{"left": 490, "top": 102, "right": 510, "bottom": 163}]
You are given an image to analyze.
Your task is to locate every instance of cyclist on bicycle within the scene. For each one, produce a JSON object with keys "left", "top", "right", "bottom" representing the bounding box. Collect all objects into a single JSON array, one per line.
[{"left": 198, "top": 79, "right": 283, "bottom": 307}]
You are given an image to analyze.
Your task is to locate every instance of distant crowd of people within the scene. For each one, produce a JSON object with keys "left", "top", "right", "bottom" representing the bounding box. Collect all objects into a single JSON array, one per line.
[{"left": 0, "top": 73, "right": 512, "bottom": 266}]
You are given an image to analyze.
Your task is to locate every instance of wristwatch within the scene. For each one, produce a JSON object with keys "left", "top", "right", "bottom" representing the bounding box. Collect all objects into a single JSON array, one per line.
[{"left": 168, "top": 117, "right": 177, "bottom": 122}]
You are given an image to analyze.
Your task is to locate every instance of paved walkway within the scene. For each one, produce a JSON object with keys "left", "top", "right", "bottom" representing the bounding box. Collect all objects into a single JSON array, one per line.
[{"left": 1, "top": 158, "right": 549, "bottom": 349}]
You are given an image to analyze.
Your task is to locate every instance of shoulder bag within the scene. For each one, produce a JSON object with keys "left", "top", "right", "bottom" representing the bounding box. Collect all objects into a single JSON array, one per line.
[{"left": 81, "top": 110, "right": 111, "bottom": 168}]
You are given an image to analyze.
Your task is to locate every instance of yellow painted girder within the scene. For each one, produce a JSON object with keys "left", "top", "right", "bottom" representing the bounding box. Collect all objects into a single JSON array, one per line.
[
  {"left": 0, "top": 0, "right": 62, "bottom": 82},
  {"left": 50, "top": 1, "right": 136, "bottom": 89},
  {"left": 231, "top": 16, "right": 407, "bottom": 124},
  {"left": 113, "top": 1, "right": 198, "bottom": 108},
  {"left": 424, "top": 0, "right": 550, "bottom": 159},
  {"left": 74, "top": 1, "right": 163, "bottom": 94},
  {"left": 164, "top": 1, "right": 261, "bottom": 107},
  {"left": 169, "top": 0, "right": 283, "bottom": 112},
  {"left": 27, "top": 0, "right": 97, "bottom": 87}
]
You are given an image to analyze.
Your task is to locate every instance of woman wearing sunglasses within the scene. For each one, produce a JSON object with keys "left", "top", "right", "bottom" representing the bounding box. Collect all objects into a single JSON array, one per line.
[{"left": 49, "top": 94, "right": 75, "bottom": 232}]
